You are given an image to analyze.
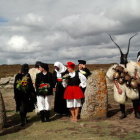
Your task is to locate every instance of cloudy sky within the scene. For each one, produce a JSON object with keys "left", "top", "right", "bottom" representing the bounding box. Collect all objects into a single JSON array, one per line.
[{"left": 0, "top": 0, "right": 140, "bottom": 64}]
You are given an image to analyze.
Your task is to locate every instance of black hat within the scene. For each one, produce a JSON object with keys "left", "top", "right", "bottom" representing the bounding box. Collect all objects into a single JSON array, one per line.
[
  {"left": 21, "top": 64, "right": 29, "bottom": 74},
  {"left": 40, "top": 63, "right": 49, "bottom": 71},
  {"left": 35, "top": 61, "right": 42, "bottom": 68},
  {"left": 78, "top": 60, "right": 86, "bottom": 64}
]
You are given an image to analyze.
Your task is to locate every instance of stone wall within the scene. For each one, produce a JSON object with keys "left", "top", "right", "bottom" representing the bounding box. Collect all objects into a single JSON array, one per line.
[{"left": 81, "top": 69, "right": 108, "bottom": 120}]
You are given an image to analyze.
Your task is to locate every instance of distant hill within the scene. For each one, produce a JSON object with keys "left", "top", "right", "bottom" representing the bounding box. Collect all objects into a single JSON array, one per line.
[{"left": 0, "top": 64, "right": 112, "bottom": 78}]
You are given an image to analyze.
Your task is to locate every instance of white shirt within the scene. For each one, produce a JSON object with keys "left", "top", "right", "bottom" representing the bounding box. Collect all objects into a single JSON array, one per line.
[{"left": 56, "top": 72, "right": 62, "bottom": 78}]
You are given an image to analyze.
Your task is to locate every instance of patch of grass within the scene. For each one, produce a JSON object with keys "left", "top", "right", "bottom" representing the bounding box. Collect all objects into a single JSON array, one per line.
[
  {"left": 124, "top": 133, "right": 140, "bottom": 140},
  {"left": 0, "top": 112, "right": 124, "bottom": 140}
]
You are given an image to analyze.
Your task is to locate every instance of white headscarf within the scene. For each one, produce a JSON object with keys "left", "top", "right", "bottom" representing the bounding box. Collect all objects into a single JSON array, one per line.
[{"left": 54, "top": 62, "right": 67, "bottom": 75}]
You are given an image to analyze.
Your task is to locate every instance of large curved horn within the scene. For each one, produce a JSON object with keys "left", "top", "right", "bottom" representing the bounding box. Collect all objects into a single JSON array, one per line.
[
  {"left": 108, "top": 34, "right": 123, "bottom": 55},
  {"left": 126, "top": 33, "right": 137, "bottom": 55}
]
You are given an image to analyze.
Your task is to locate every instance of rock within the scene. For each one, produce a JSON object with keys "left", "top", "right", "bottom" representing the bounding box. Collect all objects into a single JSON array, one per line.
[
  {"left": 0, "top": 90, "right": 6, "bottom": 130},
  {"left": 4, "top": 84, "right": 13, "bottom": 89},
  {"left": 81, "top": 69, "right": 108, "bottom": 120},
  {"left": 9, "top": 80, "right": 14, "bottom": 85},
  {"left": 0, "top": 78, "right": 10, "bottom": 85},
  {"left": 9, "top": 77, "right": 15, "bottom": 85}
]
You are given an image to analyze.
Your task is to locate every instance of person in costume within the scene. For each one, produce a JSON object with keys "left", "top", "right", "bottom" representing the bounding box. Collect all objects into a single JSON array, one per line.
[
  {"left": 53, "top": 62, "right": 69, "bottom": 116},
  {"left": 129, "top": 51, "right": 140, "bottom": 116},
  {"left": 107, "top": 34, "right": 140, "bottom": 119},
  {"left": 78, "top": 60, "right": 91, "bottom": 103},
  {"left": 14, "top": 64, "right": 36, "bottom": 126},
  {"left": 77, "top": 60, "right": 91, "bottom": 117},
  {"left": 63, "top": 62, "right": 86, "bottom": 122},
  {"left": 78, "top": 60, "right": 91, "bottom": 78},
  {"left": 35, "top": 63, "right": 54, "bottom": 122},
  {"left": 121, "top": 56, "right": 140, "bottom": 119}
]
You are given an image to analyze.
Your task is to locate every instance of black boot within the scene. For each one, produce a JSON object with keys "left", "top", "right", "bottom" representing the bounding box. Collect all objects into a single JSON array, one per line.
[
  {"left": 135, "top": 112, "right": 140, "bottom": 119},
  {"left": 20, "top": 112, "right": 27, "bottom": 126},
  {"left": 132, "top": 100, "right": 140, "bottom": 119},
  {"left": 134, "top": 105, "right": 140, "bottom": 119},
  {"left": 120, "top": 104, "right": 127, "bottom": 119},
  {"left": 44, "top": 110, "right": 50, "bottom": 122},
  {"left": 40, "top": 110, "right": 45, "bottom": 122}
]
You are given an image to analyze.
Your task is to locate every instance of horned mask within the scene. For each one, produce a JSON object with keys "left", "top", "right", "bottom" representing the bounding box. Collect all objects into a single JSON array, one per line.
[{"left": 108, "top": 33, "right": 137, "bottom": 66}]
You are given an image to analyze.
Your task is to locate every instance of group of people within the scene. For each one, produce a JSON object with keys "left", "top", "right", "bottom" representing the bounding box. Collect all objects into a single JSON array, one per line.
[
  {"left": 14, "top": 60, "right": 91, "bottom": 126},
  {"left": 13, "top": 51, "right": 140, "bottom": 127}
]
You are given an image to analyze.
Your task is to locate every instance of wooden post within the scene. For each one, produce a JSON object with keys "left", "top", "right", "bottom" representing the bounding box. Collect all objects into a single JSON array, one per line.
[{"left": 81, "top": 69, "right": 108, "bottom": 120}]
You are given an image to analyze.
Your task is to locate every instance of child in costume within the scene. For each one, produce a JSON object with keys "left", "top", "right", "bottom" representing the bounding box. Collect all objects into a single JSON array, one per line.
[{"left": 63, "top": 62, "right": 86, "bottom": 122}]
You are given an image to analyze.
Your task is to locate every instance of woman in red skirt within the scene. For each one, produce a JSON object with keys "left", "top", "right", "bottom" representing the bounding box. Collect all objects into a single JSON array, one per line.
[{"left": 63, "top": 62, "right": 87, "bottom": 122}]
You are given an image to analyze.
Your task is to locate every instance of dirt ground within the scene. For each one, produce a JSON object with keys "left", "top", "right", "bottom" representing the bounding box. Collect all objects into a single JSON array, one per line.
[{"left": 0, "top": 87, "right": 140, "bottom": 140}]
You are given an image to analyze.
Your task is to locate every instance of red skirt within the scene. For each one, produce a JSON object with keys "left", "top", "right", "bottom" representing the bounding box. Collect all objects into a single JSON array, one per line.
[{"left": 64, "top": 86, "right": 84, "bottom": 100}]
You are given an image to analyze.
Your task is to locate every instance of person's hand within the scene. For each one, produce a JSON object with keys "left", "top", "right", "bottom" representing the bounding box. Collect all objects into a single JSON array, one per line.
[
  {"left": 53, "top": 88, "right": 56, "bottom": 92},
  {"left": 118, "top": 88, "right": 122, "bottom": 95}
]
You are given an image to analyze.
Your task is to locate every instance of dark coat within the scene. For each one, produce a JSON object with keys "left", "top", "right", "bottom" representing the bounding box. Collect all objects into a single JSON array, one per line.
[
  {"left": 14, "top": 73, "right": 36, "bottom": 112},
  {"left": 53, "top": 70, "right": 69, "bottom": 114},
  {"left": 35, "top": 72, "right": 54, "bottom": 96}
]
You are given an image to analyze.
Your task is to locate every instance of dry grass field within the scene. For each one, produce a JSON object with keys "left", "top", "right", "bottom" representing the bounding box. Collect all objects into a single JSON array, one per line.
[{"left": 0, "top": 64, "right": 112, "bottom": 78}]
